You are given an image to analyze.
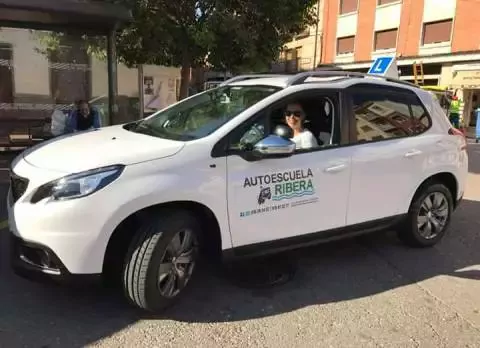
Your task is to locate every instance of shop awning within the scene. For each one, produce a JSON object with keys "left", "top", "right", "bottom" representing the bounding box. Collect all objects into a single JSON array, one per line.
[{"left": 0, "top": 0, "right": 132, "bottom": 32}]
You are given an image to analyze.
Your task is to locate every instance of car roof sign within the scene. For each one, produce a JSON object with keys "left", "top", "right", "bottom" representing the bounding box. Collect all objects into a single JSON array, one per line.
[{"left": 368, "top": 56, "right": 399, "bottom": 79}]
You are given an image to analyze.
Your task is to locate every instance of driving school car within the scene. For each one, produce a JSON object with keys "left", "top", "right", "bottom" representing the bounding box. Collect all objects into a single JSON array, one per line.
[{"left": 8, "top": 70, "right": 468, "bottom": 312}]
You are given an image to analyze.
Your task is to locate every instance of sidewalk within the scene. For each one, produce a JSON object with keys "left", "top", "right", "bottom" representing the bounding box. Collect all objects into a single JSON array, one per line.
[{"left": 465, "top": 126, "right": 478, "bottom": 140}]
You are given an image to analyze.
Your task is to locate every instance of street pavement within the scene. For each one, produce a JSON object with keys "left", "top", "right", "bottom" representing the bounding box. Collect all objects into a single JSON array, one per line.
[{"left": 1, "top": 146, "right": 480, "bottom": 348}]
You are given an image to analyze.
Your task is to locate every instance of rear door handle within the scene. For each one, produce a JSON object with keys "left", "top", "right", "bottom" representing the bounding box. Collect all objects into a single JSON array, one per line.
[
  {"left": 324, "top": 163, "right": 347, "bottom": 173},
  {"left": 404, "top": 150, "right": 422, "bottom": 158}
]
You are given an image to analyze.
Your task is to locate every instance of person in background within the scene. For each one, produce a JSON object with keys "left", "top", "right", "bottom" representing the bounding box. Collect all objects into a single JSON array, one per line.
[
  {"left": 439, "top": 90, "right": 451, "bottom": 114},
  {"left": 449, "top": 95, "right": 462, "bottom": 129},
  {"left": 65, "top": 99, "right": 101, "bottom": 133}
]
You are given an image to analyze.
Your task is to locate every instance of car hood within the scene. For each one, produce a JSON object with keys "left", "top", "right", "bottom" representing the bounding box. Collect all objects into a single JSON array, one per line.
[{"left": 22, "top": 125, "right": 185, "bottom": 173}]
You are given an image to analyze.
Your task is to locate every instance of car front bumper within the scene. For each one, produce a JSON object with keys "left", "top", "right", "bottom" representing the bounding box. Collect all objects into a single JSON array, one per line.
[
  {"left": 7, "top": 183, "right": 114, "bottom": 276},
  {"left": 6, "top": 158, "right": 131, "bottom": 277},
  {"left": 9, "top": 231, "right": 101, "bottom": 285}
]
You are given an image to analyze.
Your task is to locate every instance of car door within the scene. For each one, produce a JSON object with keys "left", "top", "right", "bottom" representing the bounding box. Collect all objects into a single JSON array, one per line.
[
  {"left": 345, "top": 84, "right": 433, "bottom": 226},
  {"left": 223, "top": 90, "right": 353, "bottom": 249}
]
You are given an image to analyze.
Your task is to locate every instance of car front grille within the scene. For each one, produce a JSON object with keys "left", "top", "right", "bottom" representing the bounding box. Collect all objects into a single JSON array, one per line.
[{"left": 10, "top": 173, "right": 29, "bottom": 203}]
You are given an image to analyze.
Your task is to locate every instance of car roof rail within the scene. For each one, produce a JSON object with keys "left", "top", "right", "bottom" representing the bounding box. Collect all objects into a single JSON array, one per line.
[
  {"left": 219, "top": 73, "right": 290, "bottom": 86},
  {"left": 286, "top": 70, "right": 420, "bottom": 89},
  {"left": 316, "top": 63, "right": 343, "bottom": 70}
]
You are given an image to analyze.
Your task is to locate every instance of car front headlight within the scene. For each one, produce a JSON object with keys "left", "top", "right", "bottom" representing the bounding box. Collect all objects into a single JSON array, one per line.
[{"left": 31, "top": 165, "right": 125, "bottom": 203}]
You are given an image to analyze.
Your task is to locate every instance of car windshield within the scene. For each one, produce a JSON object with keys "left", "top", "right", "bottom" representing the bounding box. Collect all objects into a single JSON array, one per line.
[{"left": 127, "top": 85, "right": 281, "bottom": 141}]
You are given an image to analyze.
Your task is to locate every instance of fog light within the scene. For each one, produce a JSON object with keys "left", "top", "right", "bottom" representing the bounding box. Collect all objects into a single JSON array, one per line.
[
  {"left": 20, "top": 245, "right": 55, "bottom": 269},
  {"left": 39, "top": 250, "right": 52, "bottom": 268}
]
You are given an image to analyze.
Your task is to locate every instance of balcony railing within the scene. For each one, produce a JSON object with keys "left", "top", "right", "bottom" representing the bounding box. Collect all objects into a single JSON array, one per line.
[
  {"left": 295, "top": 28, "right": 310, "bottom": 40},
  {"left": 270, "top": 57, "right": 312, "bottom": 73}
]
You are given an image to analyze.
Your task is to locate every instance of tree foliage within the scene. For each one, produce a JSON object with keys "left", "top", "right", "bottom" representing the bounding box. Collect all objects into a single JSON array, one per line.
[
  {"left": 35, "top": 0, "right": 318, "bottom": 98},
  {"left": 205, "top": 0, "right": 318, "bottom": 73}
]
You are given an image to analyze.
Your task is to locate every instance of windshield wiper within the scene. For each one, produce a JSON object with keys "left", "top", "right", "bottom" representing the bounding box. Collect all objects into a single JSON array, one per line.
[
  {"left": 132, "top": 122, "right": 158, "bottom": 136},
  {"left": 131, "top": 121, "right": 200, "bottom": 141}
]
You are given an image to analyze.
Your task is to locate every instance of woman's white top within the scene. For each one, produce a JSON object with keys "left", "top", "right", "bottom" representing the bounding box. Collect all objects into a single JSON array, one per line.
[{"left": 291, "top": 130, "right": 319, "bottom": 150}]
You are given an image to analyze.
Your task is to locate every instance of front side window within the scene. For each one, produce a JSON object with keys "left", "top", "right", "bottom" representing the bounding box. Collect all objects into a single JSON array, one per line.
[
  {"left": 229, "top": 92, "right": 339, "bottom": 152},
  {"left": 127, "top": 85, "right": 280, "bottom": 141},
  {"left": 352, "top": 89, "right": 431, "bottom": 143}
]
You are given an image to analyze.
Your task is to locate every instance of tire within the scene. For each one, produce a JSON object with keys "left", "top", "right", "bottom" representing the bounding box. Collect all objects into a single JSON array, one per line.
[
  {"left": 122, "top": 209, "right": 200, "bottom": 312},
  {"left": 398, "top": 182, "right": 453, "bottom": 248}
]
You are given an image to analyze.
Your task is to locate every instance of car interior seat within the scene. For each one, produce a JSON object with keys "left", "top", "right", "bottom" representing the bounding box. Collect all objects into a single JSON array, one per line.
[
  {"left": 298, "top": 98, "right": 333, "bottom": 146},
  {"left": 319, "top": 99, "right": 333, "bottom": 145}
]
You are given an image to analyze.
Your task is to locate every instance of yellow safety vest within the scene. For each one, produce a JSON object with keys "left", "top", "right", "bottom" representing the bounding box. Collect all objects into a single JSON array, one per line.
[{"left": 450, "top": 100, "right": 460, "bottom": 113}]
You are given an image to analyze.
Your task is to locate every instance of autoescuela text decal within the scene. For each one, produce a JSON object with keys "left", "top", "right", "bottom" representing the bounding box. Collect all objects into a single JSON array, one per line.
[{"left": 239, "top": 168, "right": 318, "bottom": 217}]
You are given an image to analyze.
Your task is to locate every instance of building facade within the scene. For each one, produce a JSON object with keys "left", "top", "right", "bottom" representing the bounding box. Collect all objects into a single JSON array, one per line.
[
  {"left": 321, "top": 0, "right": 480, "bottom": 128},
  {"left": 272, "top": 0, "right": 324, "bottom": 73},
  {"left": 0, "top": 27, "right": 181, "bottom": 150}
]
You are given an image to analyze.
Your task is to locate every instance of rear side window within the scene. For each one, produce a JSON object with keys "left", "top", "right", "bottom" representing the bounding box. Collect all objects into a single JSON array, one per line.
[{"left": 350, "top": 88, "right": 431, "bottom": 143}]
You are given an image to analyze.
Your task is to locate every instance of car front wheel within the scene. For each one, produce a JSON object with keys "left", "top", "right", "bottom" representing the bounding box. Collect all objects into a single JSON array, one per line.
[
  {"left": 398, "top": 183, "right": 453, "bottom": 248},
  {"left": 122, "top": 210, "right": 200, "bottom": 312}
]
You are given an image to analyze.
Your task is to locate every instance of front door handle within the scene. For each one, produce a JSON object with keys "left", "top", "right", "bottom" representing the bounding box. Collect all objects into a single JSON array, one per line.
[
  {"left": 324, "top": 163, "right": 347, "bottom": 173},
  {"left": 404, "top": 150, "right": 422, "bottom": 158}
]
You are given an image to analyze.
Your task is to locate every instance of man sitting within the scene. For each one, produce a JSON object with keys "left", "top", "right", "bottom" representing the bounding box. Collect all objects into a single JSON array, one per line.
[{"left": 65, "top": 100, "right": 102, "bottom": 133}]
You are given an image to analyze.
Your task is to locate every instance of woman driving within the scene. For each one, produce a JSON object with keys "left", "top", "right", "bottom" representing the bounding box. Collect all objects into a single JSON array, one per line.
[{"left": 284, "top": 102, "right": 318, "bottom": 150}]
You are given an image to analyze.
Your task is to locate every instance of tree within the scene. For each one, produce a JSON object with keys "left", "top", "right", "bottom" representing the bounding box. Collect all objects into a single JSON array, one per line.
[
  {"left": 35, "top": 0, "right": 317, "bottom": 99},
  {"left": 206, "top": 0, "right": 318, "bottom": 74}
]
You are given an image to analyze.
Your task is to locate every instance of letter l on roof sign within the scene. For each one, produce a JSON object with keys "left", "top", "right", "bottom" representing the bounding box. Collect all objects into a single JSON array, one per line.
[{"left": 367, "top": 56, "right": 399, "bottom": 79}]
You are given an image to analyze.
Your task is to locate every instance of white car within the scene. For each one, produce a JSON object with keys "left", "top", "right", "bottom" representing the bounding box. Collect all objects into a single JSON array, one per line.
[{"left": 7, "top": 71, "right": 468, "bottom": 312}]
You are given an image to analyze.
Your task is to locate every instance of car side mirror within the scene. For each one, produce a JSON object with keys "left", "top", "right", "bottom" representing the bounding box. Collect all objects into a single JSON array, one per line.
[{"left": 252, "top": 135, "right": 296, "bottom": 159}]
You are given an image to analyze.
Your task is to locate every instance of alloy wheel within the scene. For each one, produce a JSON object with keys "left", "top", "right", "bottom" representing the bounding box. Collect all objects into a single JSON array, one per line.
[
  {"left": 417, "top": 192, "right": 449, "bottom": 240},
  {"left": 157, "top": 229, "right": 197, "bottom": 298}
]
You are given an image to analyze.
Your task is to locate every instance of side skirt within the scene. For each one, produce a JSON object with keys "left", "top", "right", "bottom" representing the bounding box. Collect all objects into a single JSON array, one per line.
[{"left": 222, "top": 214, "right": 407, "bottom": 261}]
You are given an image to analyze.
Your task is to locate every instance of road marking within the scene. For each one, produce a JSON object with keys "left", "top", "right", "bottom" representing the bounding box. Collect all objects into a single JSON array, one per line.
[{"left": 0, "top": 220, "right": 8, "bottom": 230}]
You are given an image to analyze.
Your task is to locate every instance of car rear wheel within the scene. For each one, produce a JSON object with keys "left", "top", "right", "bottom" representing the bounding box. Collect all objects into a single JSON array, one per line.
[
  {"left": 398, "top": 183, "right": 453, "bottom": 248},
  {"left": 122, "top": 210, "right": 200, "bottom": 312}
]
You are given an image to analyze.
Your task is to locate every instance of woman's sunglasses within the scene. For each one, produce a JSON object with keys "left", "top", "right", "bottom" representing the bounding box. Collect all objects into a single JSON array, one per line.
[{"left": 284, "top": 110, "right": 302, "bottom": 118}]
